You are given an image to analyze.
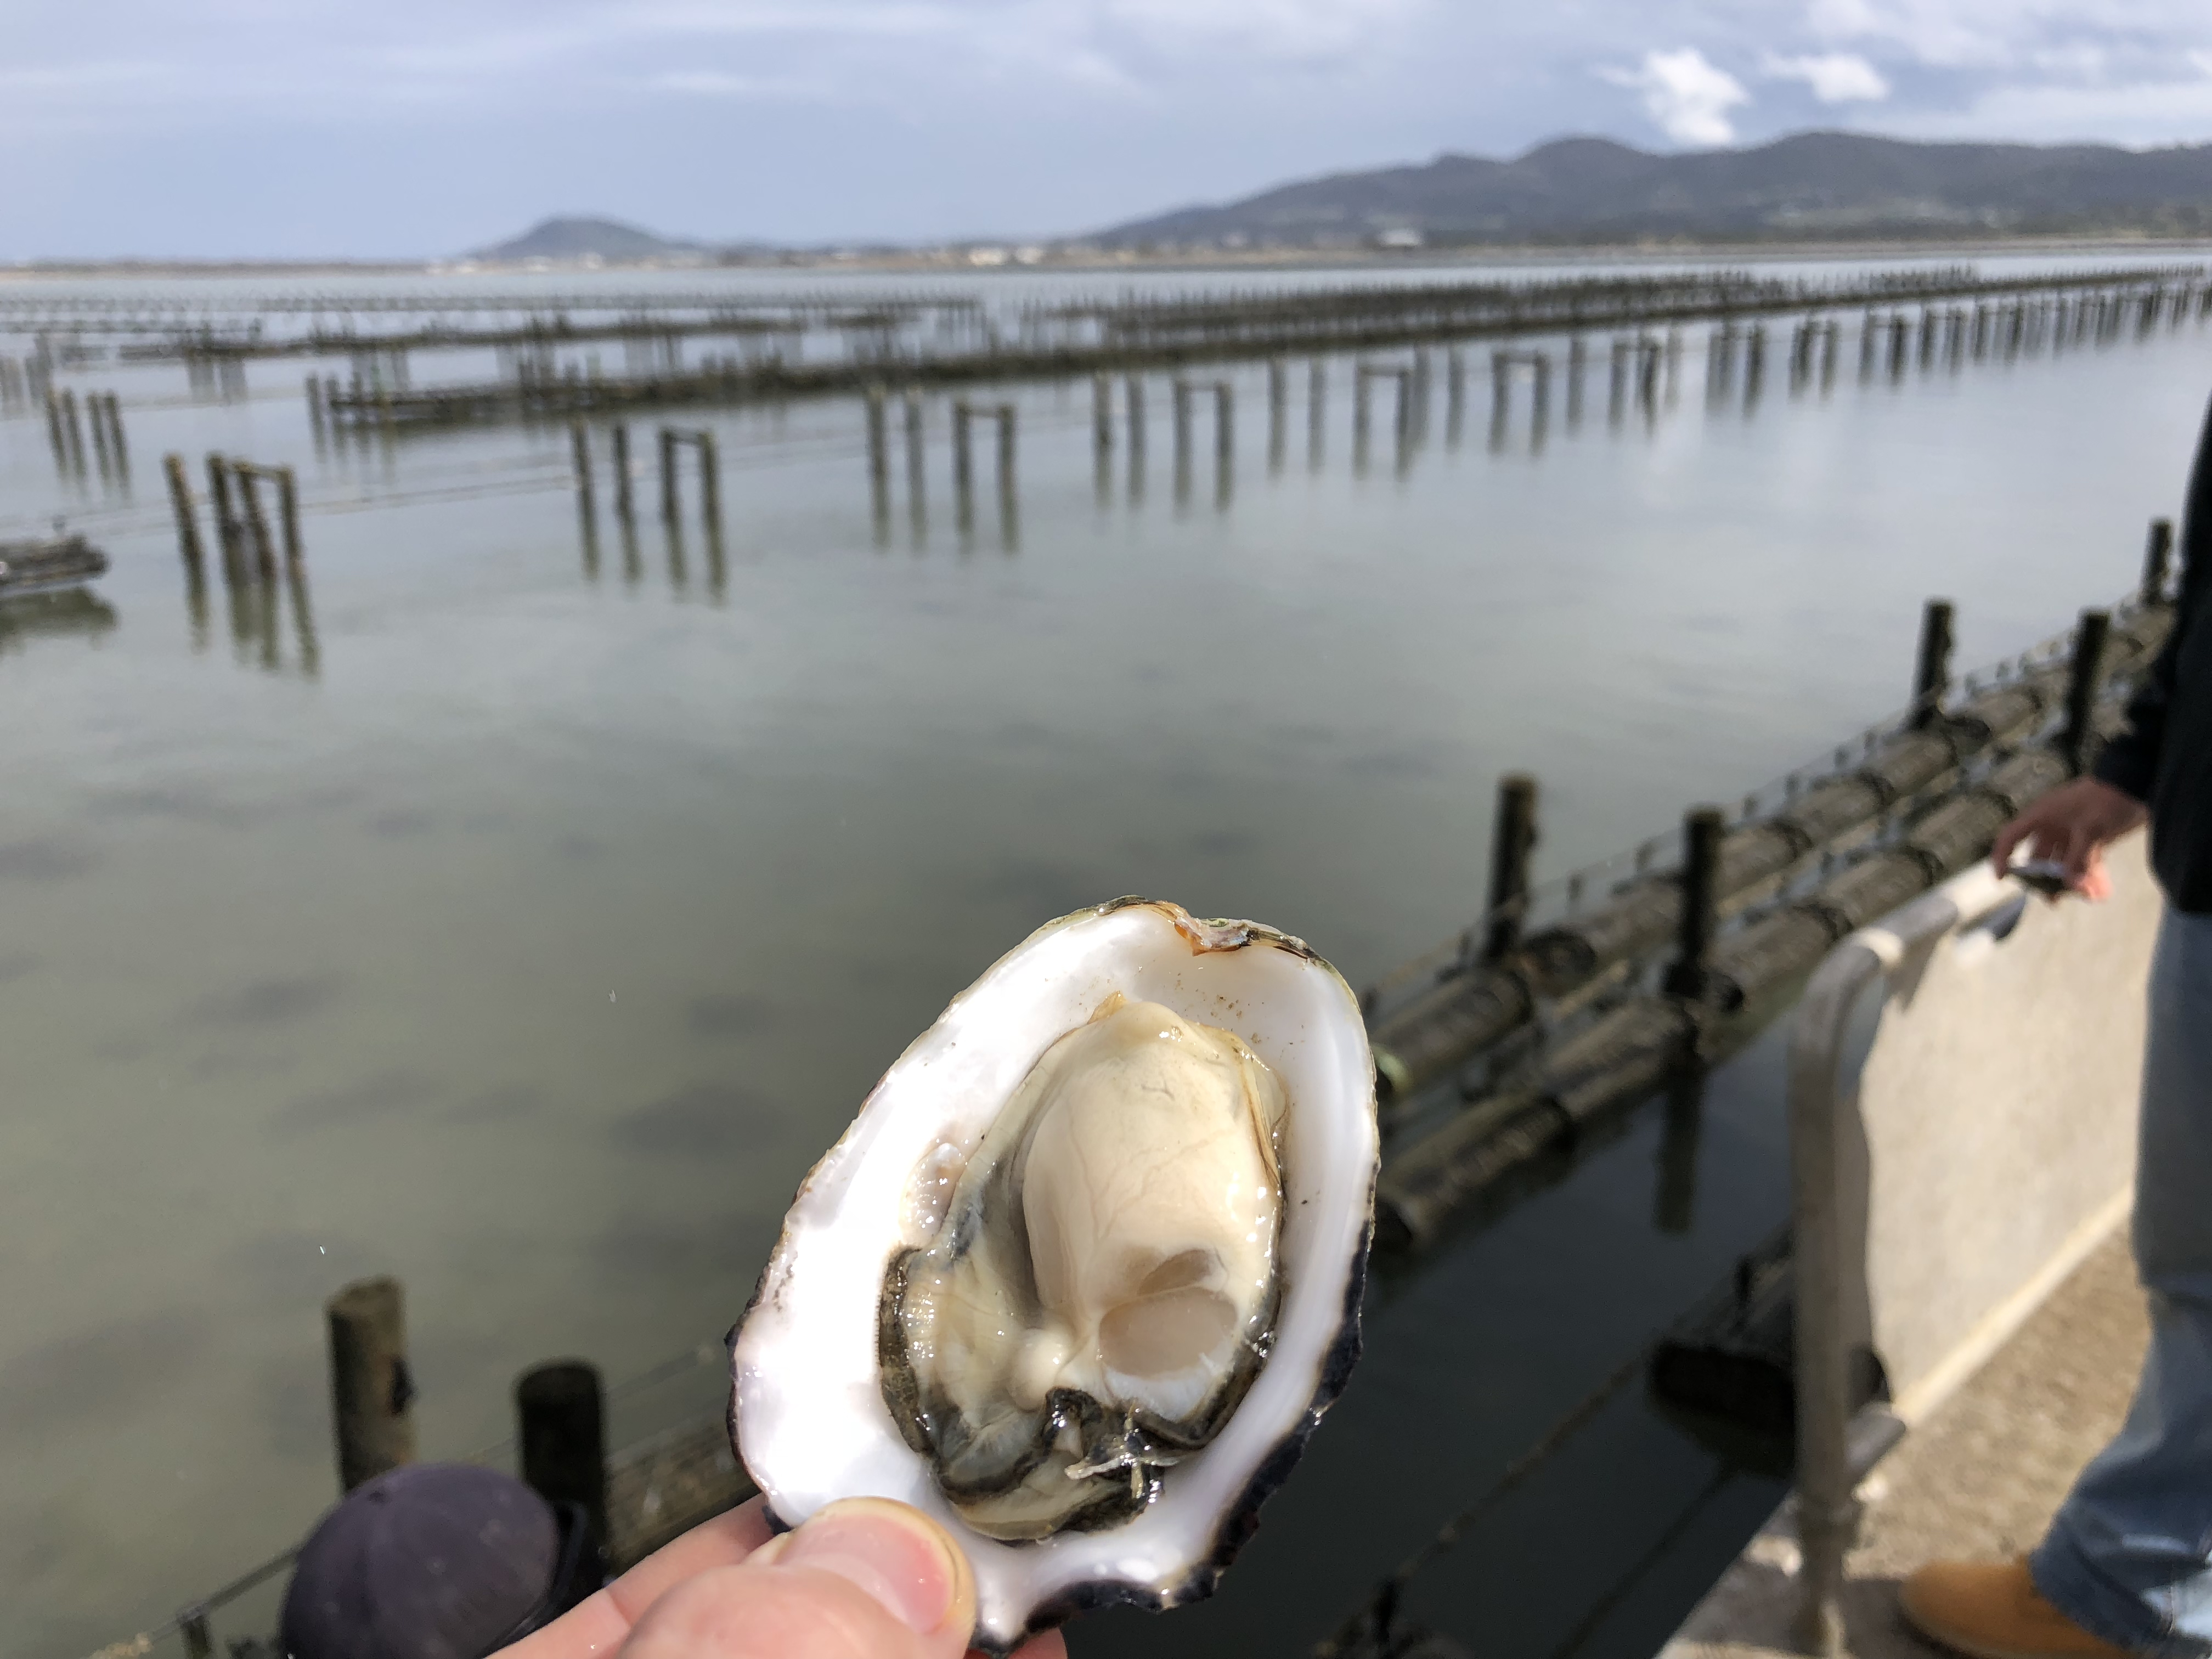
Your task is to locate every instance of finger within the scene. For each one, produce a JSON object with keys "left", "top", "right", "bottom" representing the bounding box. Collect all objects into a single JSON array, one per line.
[
  {"left": 1990, "top": 811, "right": 2039, "bottom": 874},
  {"left": 622, "top": 1499, "right": 976, "bottom": 1659},
  {"left": 505, "top": 1496, "right": 775, "bottom": 1659},
  {"left": 2080, "top": 844, "right": 2112, "bottom": 902},
  {"left": 2057, "top": 819, "right": 2098, "bottom": 887}
]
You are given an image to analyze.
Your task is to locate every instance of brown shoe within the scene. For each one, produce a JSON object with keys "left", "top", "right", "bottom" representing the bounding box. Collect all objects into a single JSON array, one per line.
[{"left": 1900, "top": 1560, "right": 2134, "bottom": 1659}]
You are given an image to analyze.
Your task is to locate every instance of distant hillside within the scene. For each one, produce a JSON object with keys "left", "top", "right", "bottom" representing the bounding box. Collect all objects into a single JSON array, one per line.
[
  {"left": 472, "top": 216, "right": 706, "bottom": 263},
  {"left": 1094, "top": 132, "right": 2212, "bottom": 248}
]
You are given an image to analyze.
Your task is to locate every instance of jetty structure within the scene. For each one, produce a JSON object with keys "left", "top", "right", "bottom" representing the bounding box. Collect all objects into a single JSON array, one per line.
[{"left": 2, "top": 263, "right": 2202, "bottom": 438}]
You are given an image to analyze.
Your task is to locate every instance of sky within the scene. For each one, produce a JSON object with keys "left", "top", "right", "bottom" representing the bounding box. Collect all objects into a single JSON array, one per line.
[{"left": 8, "top": 0, "right": 2212, "bottom": 259}]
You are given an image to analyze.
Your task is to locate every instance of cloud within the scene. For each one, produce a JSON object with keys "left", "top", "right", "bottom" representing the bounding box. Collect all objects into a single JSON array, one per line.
[
  {"left": 1600, "top": 46, "right": 1751, "bottom": 145},
  {"left": 1764, "top": 50, "right": 1890, "bottom": 101}
]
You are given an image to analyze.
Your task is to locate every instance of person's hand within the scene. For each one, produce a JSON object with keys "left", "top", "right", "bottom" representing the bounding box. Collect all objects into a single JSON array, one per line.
[
  {"left": 505, "top": 1495, "right": 1067, "bottom": 1659},
  {"left": 1989, "top": 777, "right": 2148, "bottom": 901}
]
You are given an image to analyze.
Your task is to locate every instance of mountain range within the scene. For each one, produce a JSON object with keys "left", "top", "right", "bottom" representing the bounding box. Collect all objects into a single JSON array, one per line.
[
  {"left": 1097, "top": 132, "right": 2212, "bottom": 247},
  {"left": 471, "top": 132, "right": 2212, "bottom": 262}
]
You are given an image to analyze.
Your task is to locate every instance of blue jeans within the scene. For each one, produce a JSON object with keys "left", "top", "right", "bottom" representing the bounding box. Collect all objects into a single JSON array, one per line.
[{"left": 2034, "top": 907, "right": 2212, "bottom": 1658}]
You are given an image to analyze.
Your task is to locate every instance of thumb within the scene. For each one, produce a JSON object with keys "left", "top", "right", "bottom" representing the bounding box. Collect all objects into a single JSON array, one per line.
[{"left": 621, "top": 1498, "right": 977, "bottom": 1659}]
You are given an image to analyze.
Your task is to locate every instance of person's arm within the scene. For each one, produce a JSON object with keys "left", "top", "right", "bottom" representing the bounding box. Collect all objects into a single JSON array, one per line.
[
  {"left": 2092, "top": 388, "right": 2212, "bottom": 799},
  {"left": 1989, "top": 387, "right": 2212, "bottom": 896}
]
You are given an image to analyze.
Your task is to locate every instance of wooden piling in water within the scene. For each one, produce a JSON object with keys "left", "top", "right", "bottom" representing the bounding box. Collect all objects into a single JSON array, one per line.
[
  {"left": 1662, "top": 807, "right": 1726, "bottom": 1000},
  {"left": 903, "top": 391, "right": 926, "bottom": 515},
  {"left": 1484, "top": 775, "right": 1538, "bottom": 961},
  {"left": 696, "top": 430, "right": 721, "bottom": 528},
  {"left": 517, "top": 1361, "right": 610, "bottom": 1562},
  {"left": 1307, "top": 360, "right": 1324, "bottom": 462},
  {"left": 164, "top": 454, "right": 204, "bottom": 568},
  {"left": 2145, "top": 517, "right": 2175, "bottom": 603},
  {"left": 59, "top": 388, "right": 86, "bottom": 472},
  {"left": 865, "top": 385, "right": 890, "bottom": 506},
  {"left": 1093, "top": 373, "right": 1114, "bottom": 455},
  {"left": 89, "top": 394, "right": 113, "bottom": 474},
  {"left": 951, "top": 400, "right": 974, "bottom": 522},
  {"left": 1124, "top": 376, "right": 1147, "bottom": 461},
  {"left": 205, "top": 452, "right": 240, "bottom": 571},
  {"left": 276, "top": 466, "right": 302, "bottom": 565},
  {"left": 2062, "top": 610, "right": 2112, "bottom": 776},
  {"left": 1447, "top": 347, "right": 1468, "bottom": 435},
  {"left": 1267, "top": 360, "right": 1286, "bottom": 467},
  {"left": 328, "top": 1277, "right": 416, "bottom": 1492},
  {"left": 610, "top": 425, "right": 634, "bottom": 518},
  {"left": 995, "top": 405, "right": 1017, "bottom": 498},
  {"left": 1911, "top": 599, "right": 1955, "bottom": 728},
  {"left": 658, "top": 428, "right": 679, "bottom": 522},
  {"left": 43, "top": 386, "right": 66, "bottom": 462},
  {"left": 1214, "top": 382, "right": 1233, "bottom": 471},
  {"left": 571, "top": 422, "right": 595, "bottom": 517}
]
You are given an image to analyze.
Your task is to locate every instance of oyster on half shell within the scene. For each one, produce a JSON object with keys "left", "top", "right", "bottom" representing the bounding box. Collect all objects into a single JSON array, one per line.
[{"left": 731, "top": 899, "right": 1377, "bottom": 1656}]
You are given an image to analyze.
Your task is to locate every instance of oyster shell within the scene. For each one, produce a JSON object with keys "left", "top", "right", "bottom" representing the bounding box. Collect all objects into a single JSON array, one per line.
[{"left": 731, "top": 899, "right": 1377, "bottom": 1656}]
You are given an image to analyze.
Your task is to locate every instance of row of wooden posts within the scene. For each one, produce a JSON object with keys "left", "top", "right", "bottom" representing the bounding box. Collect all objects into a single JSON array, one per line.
[
  {"left": 167, "top": 1278, "right": 617, "bottom": 1659},
  {"left": 568, "top": 422, "right": 723, "bottom": 530},
  {"left": 45, "top": 387, "right": 128, "bottom": 477},
  {"left": 161, "top": 450, "right": 305, "bottom": 581}
]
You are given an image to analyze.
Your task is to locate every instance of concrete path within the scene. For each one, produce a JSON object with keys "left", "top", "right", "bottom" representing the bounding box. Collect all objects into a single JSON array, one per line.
[{"left": 1664, "top": 1224, "right": 2148, "bottom": 1659}]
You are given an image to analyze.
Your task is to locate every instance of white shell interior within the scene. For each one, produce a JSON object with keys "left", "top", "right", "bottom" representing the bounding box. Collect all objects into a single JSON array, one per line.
[{"left": 731, "top": 901, "right": 1377, "bottom": 1653}]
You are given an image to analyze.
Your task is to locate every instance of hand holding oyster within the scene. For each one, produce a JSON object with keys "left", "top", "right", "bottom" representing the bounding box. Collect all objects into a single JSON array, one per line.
[{"left": 731, "top": 899, "right": 1379, "bottom": 1656}]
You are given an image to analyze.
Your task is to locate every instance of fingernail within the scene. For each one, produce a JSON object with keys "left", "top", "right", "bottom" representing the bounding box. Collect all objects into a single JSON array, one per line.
[{"left": 778, "top": 1498, "right": 966, "bottom": 1634}]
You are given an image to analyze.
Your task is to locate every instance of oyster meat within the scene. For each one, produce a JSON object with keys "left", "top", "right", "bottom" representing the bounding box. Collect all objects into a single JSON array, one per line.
[
  {"left": 732, "top": 899, "right": 1377, "bottom": 1656},
  {"left": 884, "top": 995, "right": 1288, "bottom": 1539}
]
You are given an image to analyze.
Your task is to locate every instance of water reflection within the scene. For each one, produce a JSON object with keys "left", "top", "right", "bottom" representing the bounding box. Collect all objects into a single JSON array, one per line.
[{"left": 0, "top": 586, "right": 117, "bottom": 656}]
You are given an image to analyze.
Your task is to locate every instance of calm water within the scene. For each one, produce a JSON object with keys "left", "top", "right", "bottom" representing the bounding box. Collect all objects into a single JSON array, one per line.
[{"left": 6, "top": 252, "right": 2210, "bottom": 1658}]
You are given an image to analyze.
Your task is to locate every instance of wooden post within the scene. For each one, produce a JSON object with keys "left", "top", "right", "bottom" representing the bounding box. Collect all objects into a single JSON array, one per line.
[
  {"left": 1483, "top": 775, "right": 1538, "bottom": 961},
  {"left": 1663, "top": 807, "right": 1726, "bottom": 1000},
  {"left": 163, "top": 454, "right": 204, "bottom": 568},
  {"left": 611, "top": 425, "right": 634, "bottom": 520},
  {"left": 1093, "top": 373, "right": 1114, "bottom": 455},
  {"left": 517, "top": 1360, "right": 610, "bottom": 1561},
  {"left": 327, "top": 1277, "right": 416, "bottom": 1492},
  {"left": 2145, "top": 517, "right": 2175, "bottom": 604},
  {"left": 1307, "top": 360, "right": 1324, "bottom": 462},
  {"left": 571, "top": 422, "right": 595, "bottom": 516},
  {"left": 995, "top": 405, "right": 1017, "bottom": 499},
  {"left": 277, "top": 466, "right": 302, "bottom": 566},
  {"left": 696, "top": 430, "right": 720, "bottom": 528},
  {"left": 89, "top": 394, "right": 114, "bottom": 474},
  {"left": 60, "top": 388, "right": 85, "bottom": 472},
  {"left": 103, "top": 394, "right": 128, "bottom": 473},
  {"left": 951, "top": 401, "right": 974, "bottom": 525},
  {"left": 238, "top": 467, "right": 277, "bottom": 583},
  {"left": 1213, "top": 382, "right": 1233, "bottom": 472},
  {"left": 43, "top": 387, "right": 65, "bottom": 462},
  {"left": 865, "top": 386, "right": 890, "bottom": 503},
  {"left": 1354, "top": 367, "right": 1374, "bottom": 455},
  {"left": 2062, "top": 610, "right": 2112, "bottom": 776},
  {"left": 1172, "top": 379, "right": 1193, "bottom": 473},
  {"left": 1910, "top": 599, "right": 1955, "bottom": 729},
  {"left": 1446, "top": 347, "right": 1468, "bottom": 436},
  {"left": 1267, "top": 360, "right": 1286, "bottom": 467},
  {"left": 903, "top": 391, "right": 926, "bottom": 514},
  {"left": 1125, "top": 376, "right": 1146, "bottom": 462},
  {"left": 306, "top": 375, "right": 325, "bottom": 435},
  {"left": 206, "top": 452, "right": 238, "bottom": 555},
  {"left": 658, "top": 427, "right": 679, "bottom": 522}
]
